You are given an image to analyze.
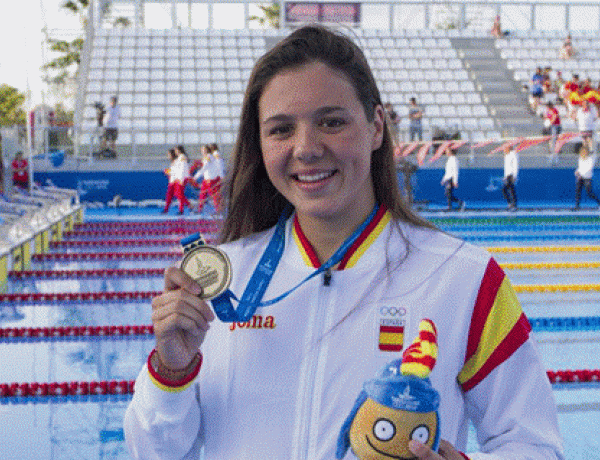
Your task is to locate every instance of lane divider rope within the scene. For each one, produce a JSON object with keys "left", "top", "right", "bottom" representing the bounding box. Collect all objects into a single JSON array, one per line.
[
  {"left": 500, "top": 262, "right": 600, "bottom": 270},
  {"left": 488, "top": 245, "right": 600, "bottom": 253},
  {"left": 0, "top": 291, "right": 161, "bottom": 303},
  {"left": 0, "top": 325, "right": 154, "bottom": 342},
  {"left": 31, "top": 251, "right": 182, "bottom": 261},
  {"left": 9, "top": 269, "right": 165, "bottom": 279},
  {"left": 2, "top": 370, "right": 598, "bottom": 402},
  {"left": 2, "top": 316, "right": 599, "bottom": 344},
  {"left": 10, "top": 263, "right": 600, "bottom": 281}
]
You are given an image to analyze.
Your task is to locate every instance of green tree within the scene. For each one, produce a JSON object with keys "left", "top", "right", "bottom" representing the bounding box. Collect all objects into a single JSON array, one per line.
[
  {"left": 53, "top": 103, "right": 74, "bottom": 126},
  {"left": 0, "top": 84, "right": 27, "bottom": 126},
  {"left": 42, "top": 0, "right": 129, "bottom": 85},
  {"left": 42, "top": 0, "right": 89, "bottom": 86},
  {"left": 249, "top": 3, "right": 280, "bottom": 29}
]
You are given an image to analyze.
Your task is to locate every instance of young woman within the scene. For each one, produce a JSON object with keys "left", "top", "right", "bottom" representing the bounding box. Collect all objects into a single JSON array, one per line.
[
  {"left": 162, "top": 147, "right": 190, "bottom": 215},
  {"left": 125, "top": 26, "right": 563, "bottom": 460},
  {"left": 193, "top": 144, "right": 224, "bottom": 213}
]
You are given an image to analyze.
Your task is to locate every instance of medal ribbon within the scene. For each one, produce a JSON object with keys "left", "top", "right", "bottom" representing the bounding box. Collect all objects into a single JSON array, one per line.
[{"left": 183, "top": 204, "right": 380, "bottom": 323}]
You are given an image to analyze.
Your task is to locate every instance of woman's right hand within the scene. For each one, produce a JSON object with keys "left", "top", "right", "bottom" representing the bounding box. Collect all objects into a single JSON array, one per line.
[{"left": 151, "top": 266, "right": 215, "bottom": 370}]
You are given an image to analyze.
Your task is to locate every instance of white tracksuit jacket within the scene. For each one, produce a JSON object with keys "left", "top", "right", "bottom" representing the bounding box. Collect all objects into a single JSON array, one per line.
[{"left": 124, "top": 209, "right": 564, "bottom": 460}]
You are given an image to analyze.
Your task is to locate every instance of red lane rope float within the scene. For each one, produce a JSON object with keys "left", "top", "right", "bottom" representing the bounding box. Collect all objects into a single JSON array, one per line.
[
  {"left": 64, "top": 229, "right": 203, "bottom": 237},
  {"left": 0, "top": 380, "right": 135, "bottom": 399},
  {"left": 2, "top": 369, "right": 598, "bottom": 402},
  {"left": 31, "top": 251, "right": 182, "bottom": 261},
  {"left": 9, "top": 268, "right": 165, "bottom": 280},
  {"left": 0, "top": 291, "right": 161, "bottom": 303},
  {"left": 51, "top": 238, "right": 181, "bottom": 248},
  {"left": 0, "top": 325, "right": 154, "bottom": 342},
  {"left": 547, "top": 369, "right": 600, "bottom": 384},
  {"left": 74, "top": 220, "right": 221, "bottom": 232}
]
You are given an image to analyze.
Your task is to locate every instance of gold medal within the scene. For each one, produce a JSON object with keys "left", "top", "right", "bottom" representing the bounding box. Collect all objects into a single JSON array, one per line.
[{"left": 180, "top": 245, "right": 232, "bottom": 300}]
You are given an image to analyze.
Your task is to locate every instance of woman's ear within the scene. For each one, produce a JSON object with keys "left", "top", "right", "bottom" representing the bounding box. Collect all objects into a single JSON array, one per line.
[{"left": 371, "top": 105, "right": 385, "bottom": 151}]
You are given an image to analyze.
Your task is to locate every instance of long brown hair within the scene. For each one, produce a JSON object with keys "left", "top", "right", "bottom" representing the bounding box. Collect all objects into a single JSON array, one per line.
[{"left": 220, "top": 25, "right": 434, "bottom": 243}]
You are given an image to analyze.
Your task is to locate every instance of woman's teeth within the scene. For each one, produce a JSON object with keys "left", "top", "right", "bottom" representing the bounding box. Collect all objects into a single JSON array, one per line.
[{"left": 295, "top": 171, "right": 334, "bottom": 182}]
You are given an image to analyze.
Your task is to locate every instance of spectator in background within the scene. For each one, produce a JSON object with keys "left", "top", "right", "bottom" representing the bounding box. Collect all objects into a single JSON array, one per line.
[
  {"left": 502, "top": 144, "right": 519, "bottom": 211},
  {"left": 440, "top": 147, "right": 464, "bottom": 211},
  {"left": 529, "top": 67, "right": 544, "bottom": 114},
  {"left": 559, "top": 34, "right": 575, "bottom": 59},
  {"left": 11, "top": 151, "right": 28, "bottom": 190},
  {"left": 542, "top": 67, "right": 553, "bottom": 94},
  {"left": 544, "top": 101, "right": 562, "bottom": 159},
  {"left": 574, "top": 145, "right": 600, "bottom": 209},
  {"left": 564, "top": 74, "right": 580, "bottom": 94},
  {"left": 573, "top": 99, "right": 598, "bottom": 153},
  {"left": 408, "top": 97, "right": 423, "bottom": 141},
  {"left": 101, "top": 95, "right": 120, "bottom": 157},
  {"left": 563, "top": 74, "right": 580, "bottom": 112},
  {"left": 383, "top": 102, "right": 400, "bottom": 146},
  {"left": 490, "top": 15, "right": 502, "bottom": 38},
  {"left": 580, "top": 78, "right": 593, "bottom": 95},
  {"left": 553, "top": 71, "right": 565, "bottom": 103}
]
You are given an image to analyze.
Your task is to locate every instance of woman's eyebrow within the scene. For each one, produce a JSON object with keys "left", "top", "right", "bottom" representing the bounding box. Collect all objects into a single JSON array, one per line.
[{"left": 262, "top": 106, "right": 347, "bottom": 125}]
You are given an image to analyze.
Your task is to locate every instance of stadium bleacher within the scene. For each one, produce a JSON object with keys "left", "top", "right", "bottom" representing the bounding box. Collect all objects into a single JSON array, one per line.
[{"left": 77, "top": 27, "right": 504, "bottom": 152}]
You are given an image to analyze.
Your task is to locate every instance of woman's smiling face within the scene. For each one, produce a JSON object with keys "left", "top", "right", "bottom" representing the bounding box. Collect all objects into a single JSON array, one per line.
[{"left": 258, "top": 60, "right": 384, "bottom": 227}]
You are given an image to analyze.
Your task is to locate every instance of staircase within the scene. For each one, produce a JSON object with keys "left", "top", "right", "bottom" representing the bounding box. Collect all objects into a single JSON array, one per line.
[{"left": 452, "top": 38, "right": 541, "bottom": 137}]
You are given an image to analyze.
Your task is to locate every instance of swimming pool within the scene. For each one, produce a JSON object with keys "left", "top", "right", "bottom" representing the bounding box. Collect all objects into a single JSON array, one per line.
[{"left": 1, "top": 208, "right": 598, "bottom": 459}]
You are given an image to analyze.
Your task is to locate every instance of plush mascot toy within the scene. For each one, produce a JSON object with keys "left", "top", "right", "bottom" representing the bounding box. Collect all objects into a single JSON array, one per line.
[{"left": 336, "top": 319, "right": 440, "bottom": 459}]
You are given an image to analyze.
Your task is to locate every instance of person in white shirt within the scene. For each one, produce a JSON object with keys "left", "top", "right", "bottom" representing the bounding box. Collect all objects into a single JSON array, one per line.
[
  {"left": 502, "top": 144, "right": 518, "bottom": 211},
  {"left": 573, "top": 99, "right": 598, "bottom": 153},
  {"left": 124, "top": 25, "right": 563, "bottom": 460},
  {"left": 193, "top": 144, "right": 224, "bottom": 213},
  {"left": 574, "top": 145, "right": 600, "bottom": 209},
  {"left": 101, "top": 96, "right": 120, "bottom": 156},
  {"left": 440, "top": 147, "right": 464, "bottom": 211}
]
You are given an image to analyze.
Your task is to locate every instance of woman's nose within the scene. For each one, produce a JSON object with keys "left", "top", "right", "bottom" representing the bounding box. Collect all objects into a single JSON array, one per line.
[{"left": 292, "top": 124, "right": 324, "bottom": 162}]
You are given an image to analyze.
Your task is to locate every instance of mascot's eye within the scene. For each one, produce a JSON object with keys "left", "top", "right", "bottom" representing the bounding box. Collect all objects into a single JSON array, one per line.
[
  {"left": 373, "top": 419, "right": 396, "bottom": 441},
  {"left": 410, "top": 425, "right": 430, "bottom": 444}
]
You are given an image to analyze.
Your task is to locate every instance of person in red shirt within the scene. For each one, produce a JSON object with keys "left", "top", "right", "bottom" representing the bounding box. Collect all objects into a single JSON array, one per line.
[
  {"left": 580, "top": 78, "right": 593, "bottom": 96},
  {"left": 544, "top": 102, "right": 562, "bottom": 161},
  {"left": 11, "top": 151, "right": 28, "bottom": 190}
]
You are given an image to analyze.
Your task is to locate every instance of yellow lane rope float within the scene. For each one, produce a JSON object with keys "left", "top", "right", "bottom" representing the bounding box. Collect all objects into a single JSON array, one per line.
[
  {"left": 513, "top": 284, "right": 600, "bottom": 293},
  {"left": 500, "top": 262, "right": 600, "bottom": 270},
  {"left": 488, "top": 245, "right": 600, "bottom": 253}
]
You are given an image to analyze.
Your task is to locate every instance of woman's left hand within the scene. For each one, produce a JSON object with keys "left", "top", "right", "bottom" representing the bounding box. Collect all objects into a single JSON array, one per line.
[{"left": 408, "top": 440, "right": 466, "bottom": 460}]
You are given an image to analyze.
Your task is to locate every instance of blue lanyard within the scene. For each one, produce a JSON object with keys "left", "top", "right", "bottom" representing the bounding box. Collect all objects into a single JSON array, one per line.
[{"left": 208, "top": 204, "right": 380, "bottom": 323}]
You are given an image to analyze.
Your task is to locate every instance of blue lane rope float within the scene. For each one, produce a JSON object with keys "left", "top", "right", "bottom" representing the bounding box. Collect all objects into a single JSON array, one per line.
[
  {"left": 529, "top": 316, "right": 600, "bottom": 333},
  {"left": 439, "top": 223, "right": 600, "bottom": 233},
  {"left": 461, "top": 233, "right": 600, "bottom": 242}
]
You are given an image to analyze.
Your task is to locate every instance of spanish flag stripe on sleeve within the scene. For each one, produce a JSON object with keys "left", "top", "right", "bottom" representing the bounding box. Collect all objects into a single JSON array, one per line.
[
  {"left": 461, "top": 313, "right": 531, "bottom": 392},
  {"left": 458, "top": 262, "right": 531, "bottom": 391},
  {"left": 293, "top": 215, "right": 321, "bottom": 268},
  {"left": 339, "top": 206, "right": 390, "bottom": 269},
  {"left": 465, "top": 259, "right": 505, "bottom": 364}
]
